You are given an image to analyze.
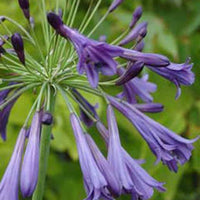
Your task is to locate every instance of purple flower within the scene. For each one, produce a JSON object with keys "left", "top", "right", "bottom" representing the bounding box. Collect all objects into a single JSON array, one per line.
[
  {"left": 97, "top": 106, "right": 165, "bottom": 199},
  {"left": 120, "top": 22, "right": 148, "bottom": 46},
  {"left": 106, "top": 105, "right": 134, "bottom": 193},
  {"left": 129, "top": 6, "right": 143, "bottom": 28},
  {"left": 20, "top": 111, "right": 42, "bottom": 197},
  {"left": 148, "top": 58, "right": 195, "bottom": 99},
  {"left": 71, "top": 89, "right": 98, "bottom": 127},
  {"left": 70, "top": 113, "right": 116, "bottom": 199},
  {"left": 11, "top": 33, "right": 25, "bottom": 65},
  {"left": 108, "top": 96, "right": 199, "bottom": 172},
  {"left": 85, "top": 133, "right": 121, "bottom": 197},
  {"left": 109, "top": 0, "right": 124, "bottom": 12},
  {"left": 18, "top": 0, "right": 30, "bottom": 20},
  {"left": 47, "top": 13, "right": 171, "bottom": 88},
  {"left": 117, "top": 68, "right": 157, "bottom": 104},
  {"left": 135, "top": 40, "right": 145, "bottom": 52},
  {"left": 42, "top": 112, "right": 53, "bottom": 125},
  {"left": 0, "top": 128, "right": 26, "bottom": 200}
]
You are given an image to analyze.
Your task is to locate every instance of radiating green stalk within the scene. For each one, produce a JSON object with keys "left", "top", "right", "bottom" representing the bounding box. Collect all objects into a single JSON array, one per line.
[{"left": 32, "top": 87, "right": 56, "bottom": 200}]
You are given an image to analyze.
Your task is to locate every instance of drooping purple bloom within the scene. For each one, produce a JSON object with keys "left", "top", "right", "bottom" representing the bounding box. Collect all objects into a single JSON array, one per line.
[
  {"left": 47, "top": 12, "right": 171, "bottom": 88},
  {"left": 109, "top": 0, "right": 124, "bottom": 12},
  {"left": 135, "top": 40, "right": 145, "bottom": 52},
  {"left": 102, "top": 106, "right": 165, "bottom": 199},
  {"left": 108, "top": 96, "right": 199, "bottom": 172},
  {"left": 18, "top": 0, "right": 30, "bottom": 20},
  {"left": 116, "top": 62, "right": 144, "bottom": 85},
  {"left": 120, "top": 22, "right": 148, "bottom": 46},
  {"left": 11, "top": 33, "right": 25, "bottom": 65},
  {"left": 70, "top": 113, "right": 115, "bottom": 199},
  {"left": 85, "top": 133, "right": 121, "bottom": 197},
  {"left": 71, "top": 89, "right": 98, "bottom": 127},
  {"left": 117, "top": 68, "right": 157, "bottom": 104},
  {"left": 148, "top": 58, "right": 195, "bottom": 99},
  {"left": 0, "top": 128, "right": 26, "bottom": 200},
  {"left": 129, "top": 6, "right": 143, "bottom": 28},
  {"left": 20, "top": 111, "right": 42, "bottom": 197},
  {"left": 107, "top": 105, "right": 134, "bottom": 193}
]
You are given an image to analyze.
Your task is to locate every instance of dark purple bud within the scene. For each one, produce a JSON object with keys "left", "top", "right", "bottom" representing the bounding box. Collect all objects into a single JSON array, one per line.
[
  {"left": 42, "top": 112, "right": 53, "bottom": 125},
  {"left": 129, "top": 6, "right": 143, "bottom": 28},
  {"left": 120, "top": 22, "right": 148, "bottom": 46},
  {"left": 116, "top": 61, "right": 144, "bottom": 85},
  {"left": 11, "top": 33, "right": 25, "bottom": 65},
  {"left": 47, "top": 12, "right": 64, "bottom": 31},
  {"left": 18, "top": 0, "right": 30, "bottom": 19},
  {"left": 133, "top": 103, "right": 164, "bottom": 113},
  {"left": 109, "top": 0, "right": 124, "bottom": 12}
]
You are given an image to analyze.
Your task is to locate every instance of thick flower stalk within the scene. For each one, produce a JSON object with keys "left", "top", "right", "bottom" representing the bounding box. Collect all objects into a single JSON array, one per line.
[{"left": 0, "top": 0, "right": 198, "bottom": 200}]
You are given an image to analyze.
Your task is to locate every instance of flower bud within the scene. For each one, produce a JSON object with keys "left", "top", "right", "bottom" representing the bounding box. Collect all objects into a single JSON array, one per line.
[
  {"left": 42, "top": 112, "right": 53, "bottom": 125},
  {"left": 11, "top": 33, "right": 25, "bottom": 65}
]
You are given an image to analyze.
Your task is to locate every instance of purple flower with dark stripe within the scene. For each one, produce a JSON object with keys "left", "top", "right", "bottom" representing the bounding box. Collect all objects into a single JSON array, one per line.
[
  {"left": 108, "top": 96, "right": 199, "bottom": 172},
  {"left": 20, "top": 111, "right": 43, "bottom": 197},
  {"left": 129, "top": 6, "right": 143, "bottom": 28},
  {"left": 148, "top": 58, "right": 194, "bottom": 99},
  {"left": 117, "top": 68, "right": 157, "bottom": 104},
  {"left": 11, "top": 33, "right": 25, "bottom": 65},
  {"left": 70, "top": 113, "right": 117, "bottom": 199},
  {"left": 0, "top": 128, "right": 26, "bottom": 200}
]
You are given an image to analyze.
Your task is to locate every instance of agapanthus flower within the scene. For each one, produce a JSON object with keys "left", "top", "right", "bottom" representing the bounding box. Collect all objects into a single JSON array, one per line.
[
  {"left": 0, "top": 128, "right": 26, "bottom": 200},
  {"left": 148, "top": 58, "right": 195, "bottom": 99},
  {"left": 0, "top": 1, "right": 198, "bottom": 199},
  {"left": 70, "top": 113, "right": 118, "bottom": 199},
  {"left": 108, "top": 96, "right": 199, "bottom": 172},
  {"left": 96, "top": 107, "right": 165, "bottom": 199},
  {"left": 20, "top": 111, "right": 43, "bottom": 197}
]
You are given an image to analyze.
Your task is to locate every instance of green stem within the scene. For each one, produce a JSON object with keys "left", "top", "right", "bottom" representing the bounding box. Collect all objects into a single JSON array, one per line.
[{"left": 32, "top": 88, "right": 56, "bottom": 200}]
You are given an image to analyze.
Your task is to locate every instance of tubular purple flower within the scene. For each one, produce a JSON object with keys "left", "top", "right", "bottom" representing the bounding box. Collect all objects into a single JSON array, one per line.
[
  {"left": 85, "top": 134, "right": 121, "bottom": 197},
  {"left": 20, "top": 111, "right": 42, "bottom": 197},
  {"left": 70, "top": 113, "right": 114, "bottom": 199},
  {"left": 109, "top": 0, "right": 124, "bottom": 12},
  {"left": 71, "top": 89, "right": 99, "bottom": 127},
  {"left": 0, "top": 128, "right": 26, "bottom": 200},
  {"left": 116, "top": 62, "right": 144, "bottom": 85},
  {"left": 96, "top": 120, "right": 165, "bottom": 199},
  {"left": 120, "top": 22, "right": 148, "bottom": 46},
  {"left": 148, "top": 58, "right": 195, "bottom": 99},
  {"left": 108, "top": 96, "right": 199, "bottom": 172},
  {"left": 11, "top": 33, "right": 25, "bottom": 65},
  {"left": 130, "top": 6, "right": 143, "bottom": 28},
  {"left": 18, "top": 0, "right": 30, "bottom": 20},
  {"left": 107, "top": 105, "right": 134, "bottom": 193},
  {"left": 117, "top": 69, "right": 157, "bottom": 104},
  {"left": 135, "top": 40, "right": 145, "bottom": 52}
]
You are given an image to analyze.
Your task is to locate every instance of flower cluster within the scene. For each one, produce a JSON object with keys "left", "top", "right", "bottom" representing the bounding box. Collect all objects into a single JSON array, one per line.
[{"left": 0, "top": 0, "right": 198, "bottom": 200}]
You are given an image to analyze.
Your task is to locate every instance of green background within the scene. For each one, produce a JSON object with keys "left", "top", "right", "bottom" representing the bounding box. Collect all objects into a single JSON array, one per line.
[{"left": 0, "top": 0, "right": 200, "bottom": 199}]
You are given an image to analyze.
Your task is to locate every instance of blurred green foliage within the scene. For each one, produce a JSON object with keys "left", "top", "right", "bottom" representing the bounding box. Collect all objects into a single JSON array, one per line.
[{"left": 0, "top": 0, "right": 200, "bottom": 199}]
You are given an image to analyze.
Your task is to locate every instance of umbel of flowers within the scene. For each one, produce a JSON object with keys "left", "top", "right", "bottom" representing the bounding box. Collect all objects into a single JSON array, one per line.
[{"left": 0, "top": 0, "right": 198, "bottom": 199}]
